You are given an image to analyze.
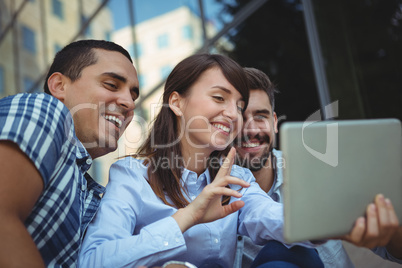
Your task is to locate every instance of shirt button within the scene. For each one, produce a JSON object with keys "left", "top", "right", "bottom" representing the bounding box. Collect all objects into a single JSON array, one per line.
[
  {"left": 164, "top": 241, "right": 169, "bottom": 246},
  {"left": 214, "top": 238, "right": 219, "bottom": 244},
  {"left": 175, "top": 238, "right": 180, "bottom": 243},
  {"left": 191, "top": 195, "right": 196, "bottom": 200},
  {"left": 237, "top": 236, "right": 242, "bottom": 241},
  {"left": 86, "top": 159, "right": 92, "bottom": 165},
  {"left": 81, "top": 184, "right": 87, "bottom": 191}
]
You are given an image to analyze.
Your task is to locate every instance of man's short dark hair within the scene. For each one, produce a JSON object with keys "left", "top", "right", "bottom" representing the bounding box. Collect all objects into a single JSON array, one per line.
[
  {"left": 244, "top": 67, "right": 278, "bottom": 111},
  {"left": 44, "top": 39, "right": 132, "bottom": 94}
]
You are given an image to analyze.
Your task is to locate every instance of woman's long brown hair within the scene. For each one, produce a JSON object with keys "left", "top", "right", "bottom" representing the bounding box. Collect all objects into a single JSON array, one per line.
[{"left": 135, "top": 53, "right": 249, "bottom": 208}]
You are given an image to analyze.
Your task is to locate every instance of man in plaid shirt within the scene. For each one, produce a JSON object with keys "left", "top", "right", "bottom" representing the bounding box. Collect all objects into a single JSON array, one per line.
[{"left": 0, "top": 40, "right": 139, "bottom": 267}]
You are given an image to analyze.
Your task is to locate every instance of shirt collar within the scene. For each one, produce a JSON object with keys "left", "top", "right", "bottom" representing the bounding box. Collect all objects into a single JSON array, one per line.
[
  {"left": 72, "top": 133, "right": 92, "bottom": 174},
  {"left": 181, "top": 167, "right": 210, "bottom": 185}
]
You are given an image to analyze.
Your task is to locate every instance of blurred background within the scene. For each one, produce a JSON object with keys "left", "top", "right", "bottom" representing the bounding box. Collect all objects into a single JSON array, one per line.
[{"left": 0, "top": 1, "right": 401, "bottom": 266}]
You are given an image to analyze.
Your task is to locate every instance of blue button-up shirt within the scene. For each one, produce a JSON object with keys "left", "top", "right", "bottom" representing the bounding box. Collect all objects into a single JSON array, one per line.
[
  {"left": 79, "top": 156, "right": 317, "bottom": 268},
  {"left": 0, "top": 93, "right": 105, "bottom": 267}
]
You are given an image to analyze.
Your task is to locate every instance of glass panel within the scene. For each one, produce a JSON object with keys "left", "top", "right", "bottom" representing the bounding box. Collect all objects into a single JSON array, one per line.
[
  {"left": 311, "top": 0, "right": 402, "bottom": 120},
  {"left": 52, "top": 0, "right": 64, "bottom": 20},
  {"left": 182, "top": 24, "right": 193, "bottom": 40},
  {"left": 22, "top": 25, "right": 36, "bottom": 53},
  {"left": 157, "top": 33, "right": 169, "bottom": 49},
  {"left": 0, "top": 66, "right": 4, "bottom": 95}
]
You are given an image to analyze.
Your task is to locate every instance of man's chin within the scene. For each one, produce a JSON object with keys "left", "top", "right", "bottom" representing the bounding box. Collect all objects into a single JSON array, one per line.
[
  {"left": 236, "top": 150, "right": 261, "bottom": 163},
  {"left": 235, "top": 156, "right": 259, "bottom": 170},
  {"left": 235, "top": 150, "right": 271, "bottom": 171}
]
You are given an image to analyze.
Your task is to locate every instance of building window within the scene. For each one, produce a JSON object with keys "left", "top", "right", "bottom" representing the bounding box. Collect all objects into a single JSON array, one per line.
[
  {"left": 182, "top": 25, "right": 193, "bottom": 40},
  {"left": 129, "top": 43, "right": 143, "bottom": 59},
  {"left": 127, "top": 44, "right": 134, "bottom": 58},
  {"left": 81, "top": 15, "right": 91, "bottom": 36},
  {"left": 138, "top": 74, "right": 146, "bottom": 88},
  {"left": 54, "top": 43, "right": 63, "bottom": 54},
  {"left": 160, "top": 65, "right": 171, "bottom": 79},
  {"left": 52, "top": 0, "right": 64, "bottom": 20},
  {"left": 23, "top": 77, "right": 35, "bottom": 92},
  {"left": 157, "top": 33, "right": 169, "bottom": 49},
  {"left": 22, "top": 25, "right": 36, "bottom": 53},
  {"left": 0, "top": 66, "right": 5, "bottom": 95},
  {"left": 136, "top": 43, "right": 143, "bottom": 58},
  {"left": 105, "top": 31, "right": 111, "bottom": 41}
]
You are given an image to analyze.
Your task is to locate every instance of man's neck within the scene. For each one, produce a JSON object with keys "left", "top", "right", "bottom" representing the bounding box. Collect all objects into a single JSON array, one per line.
[{"left": 252, "top": 154, "right": 275, "bottom": 193}]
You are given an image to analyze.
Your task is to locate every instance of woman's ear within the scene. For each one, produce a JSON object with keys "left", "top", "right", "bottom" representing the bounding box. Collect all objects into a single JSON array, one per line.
[
  {"left": 169, "top": 91, "right": 183, "bottom": 117},
  {"left": 47, "top": 72, "right": 67, "bottom": 101}
]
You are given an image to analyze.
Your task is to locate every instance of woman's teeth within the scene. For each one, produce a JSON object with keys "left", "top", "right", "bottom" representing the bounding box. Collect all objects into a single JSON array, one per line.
[{"left": 213, "top": 123, "right": 230, "bottom": 133}]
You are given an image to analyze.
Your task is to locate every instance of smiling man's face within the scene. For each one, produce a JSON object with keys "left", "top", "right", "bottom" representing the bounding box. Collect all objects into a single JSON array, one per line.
[
  {"left": 62, "top": 49, "right": 139, "bottom": 159},
  {"left": 235, "top": 89, "right": 278, "bottom": 171}
]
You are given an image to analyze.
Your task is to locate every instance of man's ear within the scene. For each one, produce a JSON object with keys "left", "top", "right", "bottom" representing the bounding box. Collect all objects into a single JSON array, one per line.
[
  {"left": 273, "top": 112, "right": 279, "bottom": 133},
  {"left": 47, "top": 72, "right": 67, "bottom": 101},
  {"left": 169, "top": 91, "right": 183, "bottom": 117}
]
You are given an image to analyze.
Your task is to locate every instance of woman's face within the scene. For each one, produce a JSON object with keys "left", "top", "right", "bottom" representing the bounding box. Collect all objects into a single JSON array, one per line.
[{"left": 175, "top": 67, "right": 245, "bottom": 154}]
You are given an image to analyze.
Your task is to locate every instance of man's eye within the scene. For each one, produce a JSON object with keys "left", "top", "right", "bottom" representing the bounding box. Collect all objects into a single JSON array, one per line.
[
  {"left": 237, "top": 106, "right": 244, "bottom": 112},
  {"left": 105, "top": 82, "right": 117, "bottom": 89},
  {"left": 255, "top": 115, "right": 268, "bottom": 120}
]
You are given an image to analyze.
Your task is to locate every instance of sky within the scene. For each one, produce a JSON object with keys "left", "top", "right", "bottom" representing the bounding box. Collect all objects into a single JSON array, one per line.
[{"left": 108, "top": 0, "right": 228, "bottom": 30}]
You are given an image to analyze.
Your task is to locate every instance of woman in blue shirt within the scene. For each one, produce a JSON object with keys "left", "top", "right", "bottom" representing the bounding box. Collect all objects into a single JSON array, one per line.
[{"left": 79, "top": 54, "right": 321, "bottom": 268}]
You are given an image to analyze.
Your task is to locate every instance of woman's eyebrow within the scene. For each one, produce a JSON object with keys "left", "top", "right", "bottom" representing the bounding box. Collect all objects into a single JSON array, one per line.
[
  {"left": 212, "top": 86, "right": 231, "bottom": 94},
  {"left": 212, "top": 86, "right": 244, "bottom": 101}
]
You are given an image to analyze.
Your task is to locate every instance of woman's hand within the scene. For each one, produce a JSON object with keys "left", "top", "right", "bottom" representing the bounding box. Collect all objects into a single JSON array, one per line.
[{"left": 172, "top": 147, "right": 250, "bottom": 232}]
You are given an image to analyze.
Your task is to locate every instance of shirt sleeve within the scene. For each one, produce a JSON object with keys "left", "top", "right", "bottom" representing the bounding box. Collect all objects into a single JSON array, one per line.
[
  {"left": 0, "top": 93, "right": 73, "bottom": 185},
  {"left": 234, "top": 166, "right": 318, "bottom": 248},
  {"left": 79, "top": 159, "right": 187, "bottom": 268},
  {"left": 372, "top": 247, "right": 402, "bottom": 264},
  {"left": 316, "top": 240, "right": 354, "bottom": 268}
]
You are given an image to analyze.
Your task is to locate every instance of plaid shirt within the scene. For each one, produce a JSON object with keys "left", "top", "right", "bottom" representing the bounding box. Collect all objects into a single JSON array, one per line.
[{"left": 0, "top": 93, "right": 105, "bottom": 267}]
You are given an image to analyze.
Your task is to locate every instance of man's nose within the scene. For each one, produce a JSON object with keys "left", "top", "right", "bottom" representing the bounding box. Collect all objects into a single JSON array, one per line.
[
  {"left": 242, "top": 118, "right": 259, "bottom": 137},
  {"left": 117, "top": 89, "right": 135, "bottom": 112}
]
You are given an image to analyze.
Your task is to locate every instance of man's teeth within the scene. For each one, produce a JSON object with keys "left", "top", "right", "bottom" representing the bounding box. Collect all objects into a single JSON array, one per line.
[
  {"left": 213, "top": 123, "right": 230, "bottom": 133},
  {"left": 242, "top": 142, "right": 260, "bottom": 148},
  {"left": 105, "top": 115, "right": 122, "bottom": 128}
]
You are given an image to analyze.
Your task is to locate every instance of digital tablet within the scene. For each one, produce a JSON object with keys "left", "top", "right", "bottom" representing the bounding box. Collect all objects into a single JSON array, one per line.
[{"left": 280, "top": 118, "right": 402, "bottom": 243}]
